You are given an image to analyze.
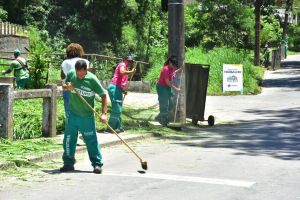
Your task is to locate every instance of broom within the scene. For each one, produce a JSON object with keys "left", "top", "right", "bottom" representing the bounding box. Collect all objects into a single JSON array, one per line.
[
  {"left": 167, "top": 68, "right": 184, "bottom": 130},
  {"left": 122, "top": 62, "right": 138, "bottom": 102},
  {"left": 73, "top": 88, "right": 148, "bottom": 170}
]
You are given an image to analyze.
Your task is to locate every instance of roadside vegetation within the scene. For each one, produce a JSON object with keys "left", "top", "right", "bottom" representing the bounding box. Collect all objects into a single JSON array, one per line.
[{"left": 0, "top": 0, "right": 300, "bottom": 170}]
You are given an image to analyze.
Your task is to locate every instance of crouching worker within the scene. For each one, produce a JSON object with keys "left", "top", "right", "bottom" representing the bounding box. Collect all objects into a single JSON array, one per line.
[{"left": 61, "top": 60, "right": 107, "bottom": 174}]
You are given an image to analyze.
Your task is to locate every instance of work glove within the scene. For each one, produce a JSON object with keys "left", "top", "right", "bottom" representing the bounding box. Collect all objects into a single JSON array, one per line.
[{"left": 2, "top": 70, "right": 5, "bottom": 75}]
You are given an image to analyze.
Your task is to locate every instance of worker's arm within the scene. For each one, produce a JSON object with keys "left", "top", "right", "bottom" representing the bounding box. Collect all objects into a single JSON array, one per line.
[
  {"left": 175, "top": 65, "right": 185, "bottom": 74},
  {"left": 119, "top": 66, "right": 136, "bottom": 75},
  {"left": 61, "top": 69, "right": 66, "bottom": 79},
  {"left": 100, "top": 95, "right": 107, "bottom": 124},
  {"left": 62, "top": 82, "right": 75, "bottom": 91},
  {"left": 2, "top": 69, "right": 12, "bottom": 75},
  {"left": 165, "top": 79, "right": 180, "bottom": 92}
]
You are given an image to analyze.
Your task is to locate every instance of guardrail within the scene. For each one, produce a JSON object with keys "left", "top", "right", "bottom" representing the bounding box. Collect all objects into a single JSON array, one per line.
[
  {"left": 0, "top": 84, "right": 61, "bottom": 141},
  {"left": 0, "top": 23, "right": 28, "bottom": 35},
  {"left": 0, "top": 51, "right": 149, "bottom": 81}
]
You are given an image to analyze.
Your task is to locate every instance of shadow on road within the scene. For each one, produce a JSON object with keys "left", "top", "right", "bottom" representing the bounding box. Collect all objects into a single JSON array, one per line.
[{"left": 42, "top": 169, "right": 94, "bottom": 174}]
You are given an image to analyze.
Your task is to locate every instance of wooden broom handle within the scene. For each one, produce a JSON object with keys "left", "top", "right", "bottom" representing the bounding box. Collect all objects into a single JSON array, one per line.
[
  {"left": 122, "top": 62, "right": 138, "bottom": 102},
  {"left": 73, "top": 89, "right": 143, "bottom": 162}
]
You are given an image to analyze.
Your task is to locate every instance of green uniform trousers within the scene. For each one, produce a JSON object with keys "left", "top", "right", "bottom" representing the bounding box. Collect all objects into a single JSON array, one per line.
[
  {"left": 63, "top": 111, "right": 103, "bottom": 167},
  {"left": 264, "top": 55, "right": 270, "bottom": 62},
  {"left": 16, "top": 77, "right": 31, "bottom": 89},
  {"left": 107, "top": 84, "right": 123, "bottom": 129},
  {"left": 156, "top": 83, "right": 174, "bottom": 126}
]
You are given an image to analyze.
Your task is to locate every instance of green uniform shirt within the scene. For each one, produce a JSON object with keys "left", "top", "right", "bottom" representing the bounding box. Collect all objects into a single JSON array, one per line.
[
  {"left": 64, "top": 70, "right": 106, "bottom": 118},
  {"left": 9, "top": 57, "right": 30, "bottom": 81},
  {"left": 263, "top": 48, "right": 271, "bottom": 59}
]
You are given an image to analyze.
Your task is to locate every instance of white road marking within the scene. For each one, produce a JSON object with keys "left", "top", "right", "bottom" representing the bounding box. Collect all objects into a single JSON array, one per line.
[{"left": 103, "top": 171, "right": 256, "bottom": 187}]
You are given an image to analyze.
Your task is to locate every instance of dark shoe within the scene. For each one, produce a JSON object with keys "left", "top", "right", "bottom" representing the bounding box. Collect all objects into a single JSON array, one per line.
[
  {"left": 155, "top": 116, "right": 160, "bottom": 122},
  {"left": 119, "top": 128, "right": 125, "bottom": 133},
  {"left": 93, "top": 165, "right": 102, "bottom": 174},
  {"left": 60, "top": 165, "right": 74, "bottom": 172},
  {"left": 106, "top": 128, "right": 121, "bottom": 133},
  {"left": 114, "top": 129, "right": 121, "bottom": 133}
]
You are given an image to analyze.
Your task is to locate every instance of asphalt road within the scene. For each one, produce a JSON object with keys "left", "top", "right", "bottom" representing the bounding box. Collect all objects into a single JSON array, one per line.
[{"left": 1, "top": 55, "right": 300, "bottom": 200}]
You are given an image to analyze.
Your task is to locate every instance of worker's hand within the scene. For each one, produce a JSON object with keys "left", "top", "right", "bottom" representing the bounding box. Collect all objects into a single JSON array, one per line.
[
  {"left": 180, "top": 65, "right": 185, "bottom": 71},
  {"left": 176, "top": 88, "right": 181, "bottom": 93},
  {"left": 123, "top": 90, "right": 128, "bottom": 95},
  {"left": 100, "top": 113, "right": 107, "bottom": 124},
  {"left": 2, "top": 70, "right": 5, "bottom": 75},
  {"left": 67, "top": 82, "right": 75, "bottom": 90},
  {"left": 131, "top": 68, "right": 136, "bottom": 74}
]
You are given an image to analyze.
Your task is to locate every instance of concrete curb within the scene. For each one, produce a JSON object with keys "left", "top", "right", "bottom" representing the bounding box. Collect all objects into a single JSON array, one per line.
[{"left": 0, "top": 132, "right": 164, "bottom": 169}]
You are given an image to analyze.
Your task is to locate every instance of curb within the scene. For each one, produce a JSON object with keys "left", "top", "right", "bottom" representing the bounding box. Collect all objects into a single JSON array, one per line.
[{"left": 0, "top": 132, "right": 164, "bottom": 169}]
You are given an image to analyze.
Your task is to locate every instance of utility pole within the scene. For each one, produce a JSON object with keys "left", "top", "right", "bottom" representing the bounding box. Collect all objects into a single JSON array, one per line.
[
  {"left": 282, "top": 0, "right": 293, "bottom": 40},
  {"left": 168, "top": 0, "right": 186, "bottom": 123},
  {"left": 254, "top": 0, "right": 262, "bottom": 66}
]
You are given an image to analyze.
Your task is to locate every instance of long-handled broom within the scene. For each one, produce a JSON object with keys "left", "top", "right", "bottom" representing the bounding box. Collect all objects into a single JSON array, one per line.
[
  {"left": 167, "top": 69, "right": 184, "bottom": 130},
  {"left": 73, "top": 89, "right": 148, "bottom": 170},
  {"left": 122, "top": 62, "right": 138, "bottom": 102}
]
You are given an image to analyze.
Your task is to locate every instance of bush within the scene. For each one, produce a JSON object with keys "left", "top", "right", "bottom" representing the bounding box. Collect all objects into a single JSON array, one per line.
[{"left": 145, "top": 46, "right": 264, "bottom": 95}]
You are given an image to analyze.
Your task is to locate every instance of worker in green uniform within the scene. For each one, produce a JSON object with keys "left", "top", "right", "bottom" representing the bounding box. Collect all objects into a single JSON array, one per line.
[
  {"left": 61, "top": 60, "right": 107, "bottom": 174},
  {"left": 262, "top": 44, "right": 271, "bottom": 69},
  {"left": 155, "top": 56, "right": 184, "bottom": 126},
  {"left": 2, "top": 49, "right": 31, "bottom": 89},
  {"left": 282, "top": 40, "right": 288, "bottom": 59}
]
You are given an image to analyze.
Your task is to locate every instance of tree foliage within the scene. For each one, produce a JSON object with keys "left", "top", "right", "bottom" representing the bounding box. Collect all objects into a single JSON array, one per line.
[{"left": 0, "top": 0, "right": 298, "bottom": 65}]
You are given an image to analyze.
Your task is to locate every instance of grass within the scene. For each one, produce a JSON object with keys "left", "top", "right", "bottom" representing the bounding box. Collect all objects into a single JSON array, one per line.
[
  {"left": 0, "top": 137, "right": 62, "bottom": 165},
  {"left": 145, "top": 46, "right": 265, "bottom": 95},
  {"left": 0, "top": 59, "right": 11, "bottom": 76}
]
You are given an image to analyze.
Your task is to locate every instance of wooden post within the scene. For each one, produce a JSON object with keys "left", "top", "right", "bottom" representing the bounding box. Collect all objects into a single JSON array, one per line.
[
  {"left": 8, "top": 23, "right": 10, "bottom": 35},
  {"left": 140, "top": 63, "right": 143, "bottom": 82},
  {"left": 46, "top": 62, "right": 50, "bottom": 83},
  {"left": 254, "top": 0, "right": 262, "bottom": 66},
  {"left": 92, "top": 55, "right": 96, "bottom": 74},
  {"left": 0, "top": 85, "right": 14, "bottom": 141},
  {"left": 4, "top": 22, "right": 6, "bottom": 35},
  {"left": 14, "top": 24, "right": 17, "bottom": 35},
  {"left": 168, "top": 0, "right": 186, "bottom": 123},
  {"left": 42, "top": 84, "right": 57, "bottom": 137}
]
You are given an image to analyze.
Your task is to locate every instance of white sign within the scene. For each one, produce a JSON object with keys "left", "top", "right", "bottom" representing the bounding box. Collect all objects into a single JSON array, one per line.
[{"left": 223, "top": 64, "right": 243, "bottom": 93}]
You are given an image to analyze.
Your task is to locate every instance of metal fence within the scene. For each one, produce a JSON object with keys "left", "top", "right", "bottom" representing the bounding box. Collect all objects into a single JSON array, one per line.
[{"left": 0, "top": 22, "right": 28, "bottom": 35}]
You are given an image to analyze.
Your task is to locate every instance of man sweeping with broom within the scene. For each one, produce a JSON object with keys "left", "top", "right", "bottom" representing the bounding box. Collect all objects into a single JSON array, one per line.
[{"left": 61, "top": 60, "right": 107, "bottom": 174}]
